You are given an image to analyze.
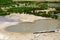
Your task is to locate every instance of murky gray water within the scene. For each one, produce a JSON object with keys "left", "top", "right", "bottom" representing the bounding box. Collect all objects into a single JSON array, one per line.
[
  {"left": 0, "top": 16, "right": 17, "bottom": 22},
  {"left": 5, "top": 19, "right": 59, "bottom": 32},
  {"left": 47, "top": 3, "right": 60, "bottom": 7}
]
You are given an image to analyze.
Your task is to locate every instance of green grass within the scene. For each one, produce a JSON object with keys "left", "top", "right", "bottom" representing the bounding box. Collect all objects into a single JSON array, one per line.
[{"left": 0, "top": 1, "right": 59, "bottom": 19}]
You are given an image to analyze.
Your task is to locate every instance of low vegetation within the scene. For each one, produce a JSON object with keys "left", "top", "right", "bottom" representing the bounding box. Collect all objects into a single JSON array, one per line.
[{"left": 0, "top": 0, "right": 60, "bottom": 19}]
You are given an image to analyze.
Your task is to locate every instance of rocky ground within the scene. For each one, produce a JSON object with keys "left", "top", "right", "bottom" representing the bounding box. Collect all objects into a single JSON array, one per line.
[{"left": 0, "top": 30, "right": 60, "bottom": 40}]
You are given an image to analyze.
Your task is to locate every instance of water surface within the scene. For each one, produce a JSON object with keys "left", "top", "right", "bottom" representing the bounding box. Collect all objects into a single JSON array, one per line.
[{"left": 5, "top": 19, "right": 59, "bottom": 32}]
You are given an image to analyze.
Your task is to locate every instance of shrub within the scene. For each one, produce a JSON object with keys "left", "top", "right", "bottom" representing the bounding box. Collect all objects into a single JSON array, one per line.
[
  {"left": 39, "top": 3, "right": 48, "bottom": 10},
  {"left": 51, "top": 15, "right": 58, "bottom": 19}
]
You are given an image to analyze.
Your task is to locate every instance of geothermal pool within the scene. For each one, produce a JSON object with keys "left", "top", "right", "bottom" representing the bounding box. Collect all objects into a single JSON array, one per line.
[{"left": 5, "top": 19, "right": 60, "bottom": 32}]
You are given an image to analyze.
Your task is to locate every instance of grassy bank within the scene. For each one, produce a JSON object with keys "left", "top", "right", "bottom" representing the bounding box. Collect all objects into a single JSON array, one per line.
[{"left": 0, "top": 0, "right": 60, "bottom": 19}]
